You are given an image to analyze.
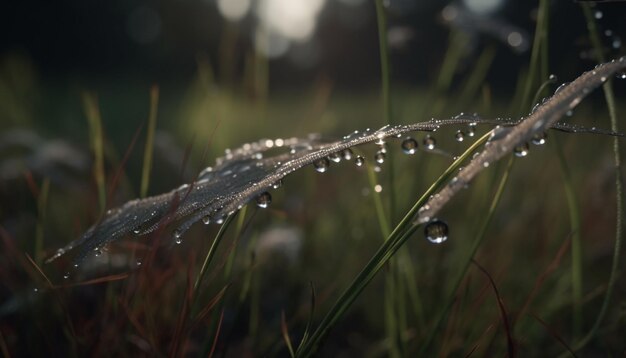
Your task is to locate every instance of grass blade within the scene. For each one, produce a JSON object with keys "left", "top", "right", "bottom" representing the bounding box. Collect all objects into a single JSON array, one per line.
[
  {"left": 82, "top": 91, "right": 107, "bottom": 214},
  {"left": 140, "top": 85, "right": 159, "bottom": 198}
]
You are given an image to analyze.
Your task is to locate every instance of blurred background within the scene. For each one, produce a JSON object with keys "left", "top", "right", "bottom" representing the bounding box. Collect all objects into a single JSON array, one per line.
[{"left": 1, "top": 0, "right": 626, "bottom": 356}]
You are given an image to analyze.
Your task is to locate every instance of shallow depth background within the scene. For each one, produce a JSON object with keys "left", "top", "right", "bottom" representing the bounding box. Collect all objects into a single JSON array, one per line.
[{"left": 1, "top": 0, "right": 626, "bottom": 356}]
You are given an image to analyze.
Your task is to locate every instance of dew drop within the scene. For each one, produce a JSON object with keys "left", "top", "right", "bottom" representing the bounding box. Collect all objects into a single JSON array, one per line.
[
  {"left": 455, "top": 130, "right": 465, "bottom": 142},
  {"left": 514, "top": 142, "right": 529, "bottom": 157},
  {"left": 355, "top": 156, "right": 365, "bottom": 167},
  {"left": 215, "top": 216, "right": 224, "bottom": 224},
  {"left": 272, "top": 179, "right": 283, "bottom": 189},
  {"left": 132, "top": 228, "right": 141, "bottom": 235},
  {"left": 467, "top": 125, "right": 475, "bottom": 137},
  {"left": 341, "top": 148, "right": 354, "bottom": 160},
  {"left": 423, "top": 135, "right": 436, "bottom": 150},
  {"left": 548, "top": 74, "right": 557, "bottom": 81},
  {"left": 63, "top": 272, "right": 70, "bottom": 279},
  {"left": 424, "top": 219, "right": 448, "bottom": 244},
  {"left": 314, "top": 158, "right": 330, "bottom": 173},
  {"left": 594, "top": 10, "right": 602, "bottom": 19},
  {"left": 174, "top": 230, "right": 182, "bottom": 244},
  {"left": 136, "top": 259, "right": 142, "bottom": 266},
  {"left": 94, "top": 248, "right": 102, "bottom": 257},
  {"left": 202, "top": 215, "right": 211, "bottom": 225},
  {"left": 616, "top": 71, "right": 626, "bottom": 80},
  {"left": 401, "top": 137, "right": 418, "bottom": 154},
  {"left": 375, "top": 151, "right": 386, "bottom": 164},
  {"left": 612, "top": 37, "right": 622, "bottom": 49},
  {"left": 328, "top": 152, "right": 342, "bottom": 163},
  {"left": 554, "top": 82, "right": 569, "bottom": 95},
  {"left": 531, "top": 132, "right": 547, "bottom": 145},
  {"left": 566, "top": 110, "right": 573, "bottom": 117},
  {"left": 256, "top": 192, "right": 272, "bottom": 208}
]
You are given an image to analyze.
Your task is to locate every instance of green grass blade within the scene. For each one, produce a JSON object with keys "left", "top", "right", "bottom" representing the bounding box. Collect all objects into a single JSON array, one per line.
[
  {"left": 565, "top": 5, "right": 624, "bottom": 353},
  {"left": 551, "top": 136, "right": 583, "bottom": 339},
  {"left": 82, "top": 91, "right": 107, "bottom": 214},
  {"left": 140, "top": 85, "right": 159, "bottom": 198},
  {"left": 419, "top": 155, "right": 514, "bottom": 355},
  {"left": 297, "top": 132, "right": 492, "bottom": 357}
]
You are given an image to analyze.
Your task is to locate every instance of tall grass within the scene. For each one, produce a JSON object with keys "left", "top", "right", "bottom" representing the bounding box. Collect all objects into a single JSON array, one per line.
[{"left": 1, "top": 2, "right": 625, "bottom": 357}]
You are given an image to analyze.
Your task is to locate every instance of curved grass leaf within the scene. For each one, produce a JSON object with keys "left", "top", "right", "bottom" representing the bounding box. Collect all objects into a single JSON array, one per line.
[{"left": 47, "top": 57, "right": 625, "bottom": 264}]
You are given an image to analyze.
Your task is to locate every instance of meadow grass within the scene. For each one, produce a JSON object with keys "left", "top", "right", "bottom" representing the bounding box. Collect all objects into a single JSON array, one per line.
[{"left": 0, "top": 2, "right": 625, "bottom": 357}]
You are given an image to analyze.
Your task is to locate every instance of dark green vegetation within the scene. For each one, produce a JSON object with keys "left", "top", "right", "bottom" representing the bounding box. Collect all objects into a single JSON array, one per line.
[{"left": 1, "top": 1, "right": 626, "bottom": 357}]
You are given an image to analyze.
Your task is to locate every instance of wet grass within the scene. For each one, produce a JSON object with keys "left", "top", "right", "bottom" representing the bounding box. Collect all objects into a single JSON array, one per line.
[{"left": 1, "top": 2, "right": 626, "bottom": 357}]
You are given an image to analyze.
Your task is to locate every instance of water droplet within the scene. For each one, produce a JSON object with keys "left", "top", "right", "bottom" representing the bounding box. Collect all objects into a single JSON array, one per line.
[
  {"left": 215, "top": 216, "right": 224, "bottom": 224},
  {"left": 174, "top": 230, "right": 182, "bottom": 244},
  {"left": 455, "top": 130, "right": 464, "bottom": 142},
  {"left": 202, "top": 215, "right": 211, "bottom": 225},
  {"left": 617, "top": 71, "right": 626, "bottom": 80},
  {"left": 136, "top": 259, "right": 142, "bottom": 266},
  {"left": 132, "top": 228, "right": 141, "bottom": 235},
  {"left": 594, "top": 10, "right": 603, "bottom": 19},
  {"left": 374, "top": 184, "right": 383, "bottom": 193},
  {"left": 375, "top": 151, "right": 385, "bottom": 164},
  {"left": 341, "top": 148, "right": 353, "bottom": 160},
  {"left": 328, "top": 152, "right": 342, "bottom": 163},
  {"left": 256, "top": 192, "right": 272, "bottom": 208},
  {"left": 531, "top": 132, "right": 547, "bottom": 145},
  {"left": 355, "top": 156, "right": 365, "bottom": 167},
  {"left": 94, "top": 248, "right": 102, "bottom": 257},
  {"left": 73, "top": 263, "right": 79, "bottom": 268},
  {"left": 548, "top": 74, "right": 557, "bottom": 81},
  {"left": 514, "top": 142, "right": 529, "bottom": 157},
  {"left": 33, "top": 288, "right": 39, "bottom": 293},
  {"left": 554, "top": 82, "right": 569, "bottom": 95},
  {"left": 401, "top": 137, "right": 418, "bottom": 154},
  {"left": 612, "top": 37, "right": 622, "bottom": 49},
  {"left": 423, "top": 135, "right": 436, "bottom": 150},
  {"left": 467, "top": 125, "right": 475, "bottom": 137},
  {"left": 314, "top": 158, "right": 330, "bottom": 173},
  {"left": 566, "top": 110, "right": 573, "bottom": 117},
  {"left": 424, "top": 219, "right": 448, "bottom": 244},
  {"left": 63, "top": 272, "right": 70, "bottom": 279},
  {"left": 605, "top": 29, "right": 613, "bottom": 37},
  {"left": 272, "top": 179, "right": 283, "bottom": 189}
]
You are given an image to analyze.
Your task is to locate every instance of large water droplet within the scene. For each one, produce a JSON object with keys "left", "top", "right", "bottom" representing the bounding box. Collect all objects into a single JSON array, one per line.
[
  {"left": 401, "top": 137, "right": 418, "bottom": 154},
  {"left": 314, "top": 158, "right": 330, "bottom": 173},
  {"left": 355, "top": 156, "right": 365, "bottom": 167},
  {"left": 328, "top": 152, "right": 342, "bottom": 163},
  {"left": 531, "top": 132, "right": 547, "bottom": 145},
  {"left": 256, "top": 192, "right": 272, "bottom": 208},
  {"left": 341, "top": 148, "right": 353, "bottom": 160},
  {"left": 514, "top": 142, "right": 529, "bottom": 157},
  {"left": 423, "top": 135, "right": 436, "bottom": 150},
  {"left": 375, "top": 150, "right": 386, "bottom": 164},
  {"left": 424, "top": 219, "right": 448, "bottom": 244},
  {"left": 455, "top": 130, "right": 465, "bottom": 142}
]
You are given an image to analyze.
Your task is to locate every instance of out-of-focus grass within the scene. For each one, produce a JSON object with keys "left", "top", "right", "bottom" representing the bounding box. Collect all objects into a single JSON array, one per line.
[{"left": 1, "top": 4, "right": 626, "bottom": 358}]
